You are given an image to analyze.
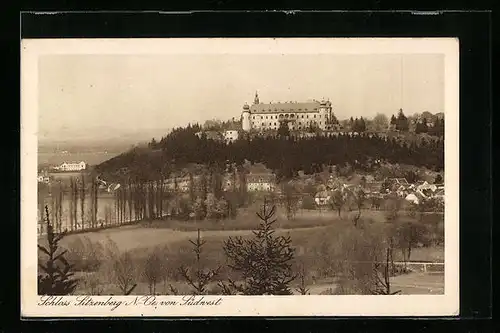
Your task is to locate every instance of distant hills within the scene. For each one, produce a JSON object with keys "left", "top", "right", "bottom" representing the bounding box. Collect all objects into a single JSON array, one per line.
[{"left": 38, "top": 126, "right": 171, "bottom": 153}]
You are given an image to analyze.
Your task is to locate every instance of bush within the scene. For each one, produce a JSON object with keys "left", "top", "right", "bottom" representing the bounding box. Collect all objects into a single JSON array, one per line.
[
  {"left": 66, "top": 236, "right": 104, "bottom": 272},
  {"left": 301, "top": 195, "right": 317, "bottom": 210}
]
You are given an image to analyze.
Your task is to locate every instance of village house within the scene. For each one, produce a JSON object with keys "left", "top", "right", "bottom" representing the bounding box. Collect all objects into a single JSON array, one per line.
[
  {"left": 223, "top": 129, "right": 240, "bottom": 144},
  {"left": 364, "top": 181, "right": 383, "bottom": 195},
  {"left": 246, "top": 172, "right": 276, "bottom": 192},
  {"left": 314, "top": 190, "right": 331, "bottom": 206}
]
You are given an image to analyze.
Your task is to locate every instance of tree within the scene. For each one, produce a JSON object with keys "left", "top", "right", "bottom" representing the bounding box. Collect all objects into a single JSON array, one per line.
[
  {"left": 282, "top": 183, "right": 299, "bottom": 220},
  {"left": 373, "top": 113, "right": 389, "bottom": 132},
  {"left": 353, "top": 188, "right": 366, "bottom": 227},
  {"left": 142, "top": 248, "right": 165, "bottom": 295},
  {"left": 104, "top": 238, "right": 137, "bottom": 295},
  {"left": 222, "top": 200, "right": 296, "bottom": 295},
  {"left": 329, "top": 189, "right": 345, "bottom": 217},
  {"left": 390, "top": 114, "right": 397, "bottom": 127},
  {"left": 38, "top": 206, "right": 79, "bottom": 295},
  {"left": 178, "top": 229, "right": 221, "bottom": 295},
  {"left": 434, "top": 174, "right": 443, "bottom": 184},
  {"left": 370, "top": 248, "right": 401, "bottom": 295},
  {"left": 277, "top": 120, "right": 290, "bottom": 138},
  {"left": 392, "top": 220, "right": 428, "bottom": 270},
  {"left": 295, "top": 264, "right": 310, "bottom": 295},
  {"left": 396, "top": 109, "right": 409, "bottom": 132},
  {"left": 415, "top": 118, "right": 429, "bottom": 134}
]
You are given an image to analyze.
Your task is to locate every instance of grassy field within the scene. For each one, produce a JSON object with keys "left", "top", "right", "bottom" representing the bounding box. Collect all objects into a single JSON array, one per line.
[{"left": 43, "top": 206, "right": 444, "bottom": 296}]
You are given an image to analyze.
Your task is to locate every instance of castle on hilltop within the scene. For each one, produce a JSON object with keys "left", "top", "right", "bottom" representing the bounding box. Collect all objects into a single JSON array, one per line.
[{"left": 241, "top": 92, "right": 339, "bottom": 132}]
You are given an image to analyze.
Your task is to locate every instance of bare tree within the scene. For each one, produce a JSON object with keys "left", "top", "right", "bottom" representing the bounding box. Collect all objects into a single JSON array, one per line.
[
  {"left": 282, "top": 183, "right": 299, "bottom": 220},
  {"left": 295, "top": 264, "right": 310, "bottom": 295},
  {"left": 142, "top": 248, "right": 165, "bottom": 295},
  {"left": 112, "top": 251, "right": 137, "bottom": 295},
  {"left": 104, "top": 238, "right": 137, "bottom": 295},
  {"left": 370, "top": 248, "right": 401, "bottom": 295},
  {"left": 80, "top": 174, "right": 86, "bottom": 229},
  {"left": 329, "top": 189, "right": 345, "bottom": 217}
]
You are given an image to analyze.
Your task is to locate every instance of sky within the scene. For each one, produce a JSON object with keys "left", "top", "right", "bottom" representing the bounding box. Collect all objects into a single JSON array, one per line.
[{"left": 39, "top": 53, "right": 444, "bottom": 142}]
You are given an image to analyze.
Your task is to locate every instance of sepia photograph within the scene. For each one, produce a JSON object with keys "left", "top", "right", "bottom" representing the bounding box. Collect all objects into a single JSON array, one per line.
[{"left": 21, "top": 38, "right": 459, "bottom": 317}]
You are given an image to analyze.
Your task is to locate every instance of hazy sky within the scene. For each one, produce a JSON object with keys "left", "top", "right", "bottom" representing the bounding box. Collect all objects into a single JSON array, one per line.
[{"left": 39, "top": 53, "right": 443, "bottom": 140}]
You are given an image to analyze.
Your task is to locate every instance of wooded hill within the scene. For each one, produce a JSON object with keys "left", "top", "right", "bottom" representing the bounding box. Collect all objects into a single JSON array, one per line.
[{"left": 95, "top": 124, "right": 444, "bottom": 183}]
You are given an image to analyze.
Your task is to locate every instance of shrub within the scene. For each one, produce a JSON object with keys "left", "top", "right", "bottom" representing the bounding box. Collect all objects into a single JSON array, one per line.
[
  {"left": 66, "top": 236, "right": 104, "bottom": 272},
  {"left": 301, "top": 195, "right": 317, "bottom": 210}
]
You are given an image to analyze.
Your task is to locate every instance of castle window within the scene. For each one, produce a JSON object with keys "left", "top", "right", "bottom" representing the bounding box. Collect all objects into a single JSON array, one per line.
[
  {"left": 307, "top": 115, "right": 309, "bottom": 118},
  {"left": 274, "top": 122, "right": 276, "bottom": 126},
  {"left": 314, "top": 115, "right": 316, "bottom": 118},
  {"left": 261, "top": 116, "right": 263, "bottom": 119},
  {"left": 253, "top": 116, "right": 255, "bottom": 119},
  {"left": 301, "top": 115, "right": 304, "bottom": 118}
]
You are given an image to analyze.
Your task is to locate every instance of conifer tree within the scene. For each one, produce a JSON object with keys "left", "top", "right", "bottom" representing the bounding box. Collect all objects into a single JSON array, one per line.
[
  {"left": 178, "top": 229, "right": 221, "bottom": 295},
  {"left": 38, "top": 206, "right": 78, "bottom": 295},
  {"left": 222, "top": 200, "right": 296, "bottom": 295}
]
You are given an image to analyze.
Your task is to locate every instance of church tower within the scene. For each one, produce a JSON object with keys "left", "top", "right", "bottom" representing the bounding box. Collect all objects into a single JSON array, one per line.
[{"left": 254, "top": 91, "right": 260, "bottom": 105}]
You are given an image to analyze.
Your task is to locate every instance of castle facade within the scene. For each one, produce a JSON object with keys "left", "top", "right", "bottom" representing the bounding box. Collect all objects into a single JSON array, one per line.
[{"left": 241, "top": 92, "right": 338, "bottom": 132}]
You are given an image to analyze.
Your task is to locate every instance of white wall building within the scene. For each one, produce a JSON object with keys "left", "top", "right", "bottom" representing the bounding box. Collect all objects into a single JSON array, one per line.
[
  {"left": 246, "top": 173, "right": 276, "bottom": 192},
  {"left": 241, "top": 92, "right": 339, "bottom": 132},
  {"left": 224, "top": 130, "right": 239, "bottom": 143},
  {"left": 55, "top": 161, "right": 87, "bottom": 172}
]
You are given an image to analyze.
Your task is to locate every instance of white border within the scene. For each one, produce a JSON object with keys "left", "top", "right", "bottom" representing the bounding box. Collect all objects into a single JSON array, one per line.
[{"left": 21, "top": 38, "right": 459, "bottom": 317}]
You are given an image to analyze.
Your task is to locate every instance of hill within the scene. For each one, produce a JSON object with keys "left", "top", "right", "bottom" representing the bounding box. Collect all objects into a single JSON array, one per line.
[{"left": 95, "top": 125, "right": 444, "bottom": 183}]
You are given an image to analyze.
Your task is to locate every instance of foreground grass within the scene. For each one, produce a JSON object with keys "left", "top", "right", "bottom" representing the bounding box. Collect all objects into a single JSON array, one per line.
[{"left": 47, "top": 207, "right": 444, "bottom": 296}]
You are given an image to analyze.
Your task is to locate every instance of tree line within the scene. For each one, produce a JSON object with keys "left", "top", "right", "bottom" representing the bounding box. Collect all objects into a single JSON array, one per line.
[{"left": 97, "top": 123, "right": 444, "bottom": 184}]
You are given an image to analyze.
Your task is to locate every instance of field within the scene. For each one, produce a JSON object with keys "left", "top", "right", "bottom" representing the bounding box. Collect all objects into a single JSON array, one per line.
[{"left": 42, "top": 207, "right": 445, "bottom": 296}]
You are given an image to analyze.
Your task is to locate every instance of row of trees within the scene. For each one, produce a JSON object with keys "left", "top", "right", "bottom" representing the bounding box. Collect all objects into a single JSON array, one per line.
[
  {"left": 390, "top": 109, "right": 445, "bottom": 137},
  {"left": 38, "top": 175, "right": 100, "bottom": 234}
]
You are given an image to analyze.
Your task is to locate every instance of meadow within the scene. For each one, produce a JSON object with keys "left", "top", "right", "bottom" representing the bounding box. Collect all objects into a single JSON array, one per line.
[{"left": 42, "top": 206, "right": 445, "bottom": 296}]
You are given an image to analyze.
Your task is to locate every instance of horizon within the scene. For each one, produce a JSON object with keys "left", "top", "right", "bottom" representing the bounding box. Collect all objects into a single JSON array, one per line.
[{"left": 39, "top": 53, "right": 444, "bottom": 143}]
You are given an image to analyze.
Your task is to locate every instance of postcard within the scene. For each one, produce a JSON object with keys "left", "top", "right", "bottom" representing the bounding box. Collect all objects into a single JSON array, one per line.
[{"left": 21, "top": 37, "right": 459, "bottom": 317}]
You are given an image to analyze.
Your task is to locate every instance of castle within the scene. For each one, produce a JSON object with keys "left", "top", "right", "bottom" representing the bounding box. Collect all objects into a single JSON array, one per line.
[{"left": 241, "top": 92, "right": 338, "bottom": 132}]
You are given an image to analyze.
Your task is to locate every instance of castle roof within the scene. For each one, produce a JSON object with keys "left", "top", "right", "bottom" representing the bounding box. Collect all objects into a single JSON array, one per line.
[{"left": 250, "top": 101, "right": 322, "bottom": 114}]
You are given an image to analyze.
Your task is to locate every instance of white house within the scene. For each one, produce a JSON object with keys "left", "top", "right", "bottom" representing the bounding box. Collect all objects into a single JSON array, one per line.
[
  {"left": 224, "top": 130, "right": 239, "bottom": 143},
  {"left": 55, "top": 161, "right": 86, "bottom": 172}
]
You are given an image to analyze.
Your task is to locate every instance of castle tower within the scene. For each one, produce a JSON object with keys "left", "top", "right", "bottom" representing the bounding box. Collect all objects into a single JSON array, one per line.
[
  {"left": 254, "top": 91, "right": 260, "bottom": 105},
  {"left": 242, "top": 102, "right": 251, "bottom": 132},
  {"left": 319, "top": 99, "right": 329, "bottom": 130}
]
